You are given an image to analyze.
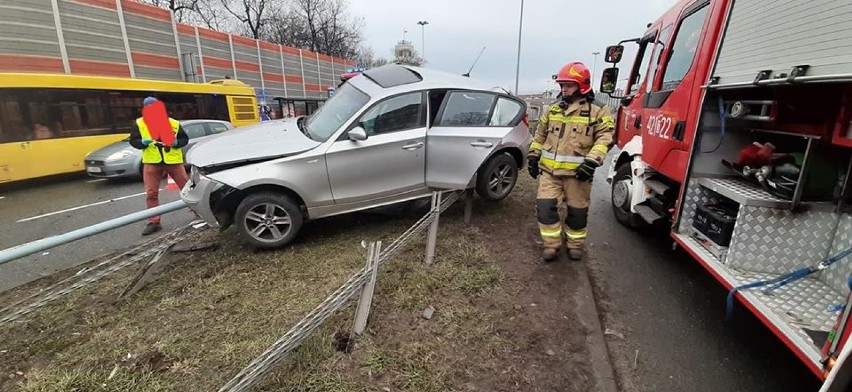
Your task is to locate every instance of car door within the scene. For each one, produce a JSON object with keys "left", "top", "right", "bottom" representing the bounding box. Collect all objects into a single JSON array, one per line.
[
  {"left": 426, "top": 91, "right": 518, "bottom": 189},
  {"left": 325, "top": 91, "right": 427, "bottom": 204}
]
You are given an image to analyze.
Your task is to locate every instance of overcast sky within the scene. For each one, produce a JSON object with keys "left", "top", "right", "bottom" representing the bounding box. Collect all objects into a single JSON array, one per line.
[{"left": 348, "top": 0, "right": 678, "bottom": 94}]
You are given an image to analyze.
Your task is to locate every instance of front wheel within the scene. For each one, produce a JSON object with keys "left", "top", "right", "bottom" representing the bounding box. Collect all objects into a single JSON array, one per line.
[
  {"left": 475, "top": 153, "right": 518, "bottom": 202},
  {"left": 611, "top": 163, "right": 646, "bottom": 229},
  {"left": 234, "top": 192, "right": 304, "bottom": 249}
]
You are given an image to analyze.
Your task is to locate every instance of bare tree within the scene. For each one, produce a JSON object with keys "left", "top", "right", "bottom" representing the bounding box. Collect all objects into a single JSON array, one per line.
[
  {"left": 139, "top": 0, "right": 231, "bottom": 31},
  {"left": 221, "top": 0, "right": 277, "bottom": 39},
  {"left": 266, "top": 0, "right": 363, "bottom": 59}
]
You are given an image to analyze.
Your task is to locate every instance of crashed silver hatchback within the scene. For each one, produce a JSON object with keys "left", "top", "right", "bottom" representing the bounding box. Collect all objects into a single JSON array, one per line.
[{"left": 181, "top": 64, "right": 531, "bottom": 248}]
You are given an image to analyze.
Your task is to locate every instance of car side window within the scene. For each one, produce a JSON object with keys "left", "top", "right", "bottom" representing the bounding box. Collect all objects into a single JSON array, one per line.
[
  {"left": 357, "top": 92, "right": 424, "bottom": 136},
  {"left": 437, "top": 92, "right": 496, "bottom": 127},
  {"left": 208, "top": 122, "right": 231, "bottom": 135},
  {"left": 489, "top": 97, "right": 523, "bottom": 126},
  {"left": 183, "top": 123, "right": 206, "bottom": 139}
]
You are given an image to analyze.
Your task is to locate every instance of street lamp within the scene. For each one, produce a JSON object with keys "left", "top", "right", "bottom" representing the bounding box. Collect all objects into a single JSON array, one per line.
[
  {"left": 514, "top": 0, "right": 525, "bottom": 95},
  {"left": 417, "top": 21, "right": 429, "bottom": 61},
  {"left": 592, "top": 51, "right": 600, "bottom": 79}
]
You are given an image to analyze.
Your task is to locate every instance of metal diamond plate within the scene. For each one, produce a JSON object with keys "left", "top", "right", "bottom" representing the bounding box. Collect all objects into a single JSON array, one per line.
[
  {"left": 678, "top": 234, "right": 843, "bottom": 357},
  {"left": 821, "top": 214, "right": 852, "bottom": 294},
  {"left": 727, "top": 206, "right": 838, "bottom": 274},
  {"left": 729, "top": 269, "right": 842, "bottom": 348},
  {"left": 699, "top": 178, "right": 789, "bottom": 207}
]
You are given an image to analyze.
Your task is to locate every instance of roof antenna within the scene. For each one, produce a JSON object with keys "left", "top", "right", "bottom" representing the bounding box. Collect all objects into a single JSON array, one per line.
[{"left": 462, "top": 46, "right": 486, "bottom": 77}]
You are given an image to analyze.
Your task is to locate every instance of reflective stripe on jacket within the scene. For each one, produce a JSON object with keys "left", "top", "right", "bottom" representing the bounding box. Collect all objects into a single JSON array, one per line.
[{"left": 528, "top": 98, "right": 614, "bottom": 176}]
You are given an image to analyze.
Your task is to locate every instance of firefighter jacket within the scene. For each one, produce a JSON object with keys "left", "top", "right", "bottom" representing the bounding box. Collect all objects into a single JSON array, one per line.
[{"left": 528, "top": 98, "right": 615, "bottom": 177}]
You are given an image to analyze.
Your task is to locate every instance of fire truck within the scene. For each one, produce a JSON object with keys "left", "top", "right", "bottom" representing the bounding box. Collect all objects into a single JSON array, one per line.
[{"left": 598, "top": 0, "right": 852, "bottom": 388}]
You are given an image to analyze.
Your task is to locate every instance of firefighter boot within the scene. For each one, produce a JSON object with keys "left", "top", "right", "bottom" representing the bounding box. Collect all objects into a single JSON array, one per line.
[
  {"left": 568, "top": 248, "right": 583, "bottom": 261},
  {"left": 542, "top": 247, "right": 559, "bottom": 262}
]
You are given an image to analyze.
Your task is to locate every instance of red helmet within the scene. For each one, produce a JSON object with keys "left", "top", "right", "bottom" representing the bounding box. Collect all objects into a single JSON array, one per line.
[{"left": 555, "top": 62, "right": 592, "bottom": 95}]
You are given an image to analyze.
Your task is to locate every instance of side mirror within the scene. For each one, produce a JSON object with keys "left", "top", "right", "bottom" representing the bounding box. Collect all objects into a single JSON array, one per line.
[
  {"left": 348, "top": 127, "right": 368, "bottom": 141},
  {"left": 605, "top": 45, "right": 624, "bottom": 64},
  {"left": 600, "top": 67, "right": 619, "bottom": 94}
]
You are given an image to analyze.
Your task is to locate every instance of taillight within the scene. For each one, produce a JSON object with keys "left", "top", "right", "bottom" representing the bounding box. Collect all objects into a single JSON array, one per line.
[{"left": 522, "top": 113, "right": 529, "bottom": 127}]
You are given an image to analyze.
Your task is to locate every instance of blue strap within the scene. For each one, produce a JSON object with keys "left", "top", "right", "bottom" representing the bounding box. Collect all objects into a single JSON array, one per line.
[{"left": 726, "top": 246, "right": 852, "bottom": 320}]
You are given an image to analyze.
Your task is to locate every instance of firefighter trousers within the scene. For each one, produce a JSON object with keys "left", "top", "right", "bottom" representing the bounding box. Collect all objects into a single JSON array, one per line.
[{"left": 536, "top": 171, "right": 592, "bottom": 250}]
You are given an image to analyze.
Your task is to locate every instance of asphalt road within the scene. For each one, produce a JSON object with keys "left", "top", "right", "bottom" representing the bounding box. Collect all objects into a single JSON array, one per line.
[
  {"left": 586, "top": 164, "right": 822, "bottom": 391},
  {"left": 0, "top": 175, "right": 196, "bottom": 292}
]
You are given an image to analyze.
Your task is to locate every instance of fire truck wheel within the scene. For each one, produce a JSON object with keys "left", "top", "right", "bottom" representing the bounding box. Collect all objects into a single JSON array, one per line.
[{"left": 611, "top": 163, "right": 646, "bottom": 230}]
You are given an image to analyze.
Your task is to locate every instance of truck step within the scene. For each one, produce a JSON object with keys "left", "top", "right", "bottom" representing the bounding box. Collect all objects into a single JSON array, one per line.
[
  {"left": 645, "top": 179, "right": 670, "bottom": 195},
  {"left": 634, "top": 204, "right": 663, "bottom": 224}
]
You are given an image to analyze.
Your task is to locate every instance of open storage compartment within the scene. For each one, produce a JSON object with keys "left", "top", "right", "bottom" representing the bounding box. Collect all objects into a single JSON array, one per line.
[{"left": 674, "top": 86, "right": 852, "bottom": 369}]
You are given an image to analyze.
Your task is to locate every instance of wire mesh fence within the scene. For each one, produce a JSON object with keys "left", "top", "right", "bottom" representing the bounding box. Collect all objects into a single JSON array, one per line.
[{"left": 218, "top": 191, "right": 461, "bottom": 392}]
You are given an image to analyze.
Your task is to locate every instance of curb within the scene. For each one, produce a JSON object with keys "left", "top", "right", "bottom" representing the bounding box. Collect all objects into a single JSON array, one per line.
[{"left": 572, "top": 260, "right": 619, "bottom": 392}]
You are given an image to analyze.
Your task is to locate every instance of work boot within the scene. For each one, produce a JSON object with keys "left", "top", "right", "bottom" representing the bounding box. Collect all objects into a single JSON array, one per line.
[
  {"left": 542, "top": 248, "right": 559, "bottom": 262},
  {"left": 142, "top": 222, "right": 162, "bottom": 236},
  {"left": 568, "top": 248, "right": 583, "bottom": 261}
]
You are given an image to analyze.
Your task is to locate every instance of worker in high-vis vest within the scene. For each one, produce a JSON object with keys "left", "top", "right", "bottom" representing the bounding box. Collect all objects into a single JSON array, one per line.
[
  {"left": 129, "top": 97, "right": 190, "bottom": 236},
  {"left": 527, "top": 62, "right": 614, "bottom": 262}
]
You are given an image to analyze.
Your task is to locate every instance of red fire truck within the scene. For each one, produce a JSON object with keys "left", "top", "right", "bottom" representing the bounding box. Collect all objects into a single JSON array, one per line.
[{"left": 598, "top": 0, "right": 852, "bottom": 388}]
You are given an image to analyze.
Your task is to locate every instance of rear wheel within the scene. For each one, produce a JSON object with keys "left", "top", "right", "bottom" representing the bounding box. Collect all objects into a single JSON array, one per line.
[
  {"left": 475, "top": 153, "right": 518, "bottom": 202},
  {"left": 235, "top": 192, "right": 304, "bottom": 249},
  {"left": 611, "top": 163, "right": 645, "bottom": 229}
]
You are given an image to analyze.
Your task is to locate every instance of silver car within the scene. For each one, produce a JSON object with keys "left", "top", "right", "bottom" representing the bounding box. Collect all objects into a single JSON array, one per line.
[
  {"left": 83, "top": 120, "right": 235, "bottom": 179},
  {"left": 182, "top": 65, "right": 531, "bottom": 248}
]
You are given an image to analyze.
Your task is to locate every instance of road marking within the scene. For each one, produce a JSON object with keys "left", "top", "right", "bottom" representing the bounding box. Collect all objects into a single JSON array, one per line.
[
  {"left": 17, "top": 191, "right": 149, "bottom": 223},
  {"left": 0, "top": 196, "right": 5, "bottom": 200},
  {"left": 86, "top": 179, "right": 107, "bottom": 183}
]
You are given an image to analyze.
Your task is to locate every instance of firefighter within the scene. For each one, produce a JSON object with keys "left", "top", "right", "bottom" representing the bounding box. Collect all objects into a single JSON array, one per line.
[{"left": 527, "top": 62, "right": 614, "bottom": 261}]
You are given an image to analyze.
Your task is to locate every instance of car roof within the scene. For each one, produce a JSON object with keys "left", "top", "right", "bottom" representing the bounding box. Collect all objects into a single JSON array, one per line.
[
  {"left": 180, "top": 119, "right": 229, "bottom": 125},
  {"left": 349, "top": 64, "right": 510, "bottom": 98}
]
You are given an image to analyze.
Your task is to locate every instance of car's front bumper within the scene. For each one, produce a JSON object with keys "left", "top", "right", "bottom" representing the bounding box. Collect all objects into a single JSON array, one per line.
[
  {"left": 181, "top": 167, "right": 224, "bottom": 228},
  {"left": 84, "top": 159, "right": 138, "bottom": 178}
]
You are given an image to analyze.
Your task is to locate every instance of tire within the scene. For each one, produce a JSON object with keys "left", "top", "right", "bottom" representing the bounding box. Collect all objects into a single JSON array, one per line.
[
  {"left": 475, "top": 153, "right": 518, "bottom": 202},
  {"left": 611, "top": 163, "right": 646, "bottom": 229},
  {"left": 234, "top": 192, "right": 304, "bottom": 249}
]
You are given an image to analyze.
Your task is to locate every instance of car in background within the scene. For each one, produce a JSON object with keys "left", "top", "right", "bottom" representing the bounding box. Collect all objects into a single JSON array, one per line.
[
  {"left": 84, "top": 120, "right": 234, "bottom": 179},
  {"left": 181, "top": 64, "right": 531, "bottom": 249}
]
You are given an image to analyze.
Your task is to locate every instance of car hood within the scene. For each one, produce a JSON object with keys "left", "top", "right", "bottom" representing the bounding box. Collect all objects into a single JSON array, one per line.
[
  {"left": 186, "top": 118, "right": 322, "bottom": 168},
  {"left": 85, "top": 140, "right": 134, "bottom": 160}
]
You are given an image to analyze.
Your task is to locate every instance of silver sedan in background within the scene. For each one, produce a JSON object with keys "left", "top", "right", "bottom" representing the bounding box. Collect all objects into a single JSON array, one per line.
[
  {"left": 182, "top": 65, "right": 531, "bottom": 249},
  {"left": 83, "top": 119, "right": 234, "bottom": 180}
]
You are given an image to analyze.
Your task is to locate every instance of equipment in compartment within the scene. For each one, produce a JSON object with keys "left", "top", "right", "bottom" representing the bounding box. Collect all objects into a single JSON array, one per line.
[{"left": 692, "top": 203, "right": 737, "bottom": 247}]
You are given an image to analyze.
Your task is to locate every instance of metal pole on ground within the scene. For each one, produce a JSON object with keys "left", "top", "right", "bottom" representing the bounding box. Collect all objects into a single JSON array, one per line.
[{"left": 0, "top": 200, "right": 187, "bottom": 266}]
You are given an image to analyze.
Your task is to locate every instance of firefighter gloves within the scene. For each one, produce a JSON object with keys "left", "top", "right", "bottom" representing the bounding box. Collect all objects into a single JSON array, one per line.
[
  {"left": 528, "top": 156, "right": 540, "bottom": 179},
  {"left": 576, "top": 159, "right": 600, "bottom": 182}
]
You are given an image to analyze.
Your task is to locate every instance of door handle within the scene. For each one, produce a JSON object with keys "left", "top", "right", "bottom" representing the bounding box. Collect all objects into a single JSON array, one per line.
[
  {"left": 402, "top": 142, "right": 424, "bottom": 150},
  {"left": 470, "top": 141, "right": 494, "bottom": 148}
]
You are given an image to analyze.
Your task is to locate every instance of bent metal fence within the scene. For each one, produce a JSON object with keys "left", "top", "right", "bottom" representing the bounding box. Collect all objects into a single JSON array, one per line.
[{"left": 218, "top": 190, "right": 463, "bottom": 392}]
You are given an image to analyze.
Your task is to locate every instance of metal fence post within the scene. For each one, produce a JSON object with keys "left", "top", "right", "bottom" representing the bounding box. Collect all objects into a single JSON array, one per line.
[
  {"left": 353, "top": 241, "right": 380, "bottom": 336},
  {"left": 425, "top": 191, "right": 441, "bottom": 264},
  {"left": 464, "top": 190, "right": 474, "bottom": 224}
]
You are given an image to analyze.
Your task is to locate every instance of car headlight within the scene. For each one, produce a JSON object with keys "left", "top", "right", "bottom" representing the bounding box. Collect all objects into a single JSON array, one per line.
[{"left": 105, "top": 150, "right": 135, "bottom": 162}]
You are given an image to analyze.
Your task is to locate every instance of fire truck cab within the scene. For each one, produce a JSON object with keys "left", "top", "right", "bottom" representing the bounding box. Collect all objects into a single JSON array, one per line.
[{"left": 599, "top": 0, "right": 852, "bottom": 387}]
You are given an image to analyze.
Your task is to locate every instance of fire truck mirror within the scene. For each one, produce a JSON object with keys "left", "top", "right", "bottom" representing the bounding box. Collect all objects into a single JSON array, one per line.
[
  {"left": 600, "top": 67, "right": 619, "bottom": 94},
  {"left": 605, "top": 45, "right": 624, "bottom": 63}
]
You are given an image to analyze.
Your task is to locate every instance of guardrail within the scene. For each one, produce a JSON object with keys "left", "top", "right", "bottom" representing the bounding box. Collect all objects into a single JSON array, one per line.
[{"left": 0, "top": 200, "right": 188, "bottom": 266}]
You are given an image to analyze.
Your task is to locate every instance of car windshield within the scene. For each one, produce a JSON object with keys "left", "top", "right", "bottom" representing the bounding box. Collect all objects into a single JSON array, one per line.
[{"left": 305, "top": 83, "right": 369, "bottom": 142}]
